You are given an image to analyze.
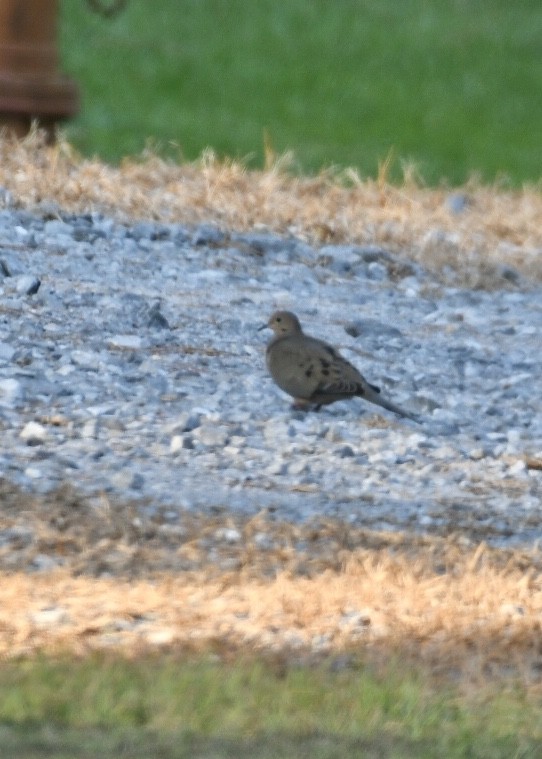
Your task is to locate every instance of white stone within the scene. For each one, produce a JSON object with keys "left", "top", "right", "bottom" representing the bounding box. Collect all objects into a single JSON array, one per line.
[
  {"left": 0, "top": 378, "right": 22, "bottom": 406},
  {"left": 508, "top": 459, "right": 527, "bottom": 475},
  {"left": 107, "top": 335, "right": 143, "bottom": 350},
  {"left": 20, "top": 421, "right": 48, "bottom": 443},
  {"left": 170, "top": 435, "right": 184, "bottom": 453},
  {"left": 30, "top": 607, "right": 69, "bottom": 627},
  {"left": 215, "top": 527, "right": 241, "bottom": 543}
]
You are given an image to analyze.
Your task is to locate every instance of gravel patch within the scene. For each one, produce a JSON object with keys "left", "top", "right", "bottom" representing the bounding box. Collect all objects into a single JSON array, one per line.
[{"left": 0, "top": 207, "right": 541, "bottom": 552}]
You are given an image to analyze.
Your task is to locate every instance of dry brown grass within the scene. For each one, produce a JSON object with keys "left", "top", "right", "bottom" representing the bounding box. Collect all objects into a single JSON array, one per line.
[
  {"left": 1, "top": 539, "right": 542, "bottom": 686},
  {"left": 0, "top": 479, "right": 541, "bottom": 684},
  {"left": 1, "top": 131, "right": 542, "bottom": 285}
]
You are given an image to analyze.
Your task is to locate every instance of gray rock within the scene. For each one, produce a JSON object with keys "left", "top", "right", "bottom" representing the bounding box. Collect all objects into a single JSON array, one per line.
[
  {"left": 192, "top": 224, "right": 225, "bottom": 246},
  {"left": 344, "top": 319, "right": 402, "bottom": 339},
  {"left": 0, "top": 254, "right": 24, "bottom": 277},
  {"left": 43, "top": 219, "right": 74, "bottom": 237},
  {"left": 147, "top": 303, "right": 170, "bottom": 329},
  {"left": 446, "top": 193, "right": 471, "bottom": 214},
  {"left": 0, "top": 342, "right": 16, "bottom": 362}
]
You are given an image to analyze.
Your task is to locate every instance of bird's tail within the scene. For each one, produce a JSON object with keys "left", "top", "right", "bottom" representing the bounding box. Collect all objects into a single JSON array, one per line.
[{"left": 363, "top": 386, "right": 420, "bottom": 423}]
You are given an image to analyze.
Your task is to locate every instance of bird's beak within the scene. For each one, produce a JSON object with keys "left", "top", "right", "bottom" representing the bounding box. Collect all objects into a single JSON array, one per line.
[{"left": 257, "top": 322, "right": 268, "bottom": 332}]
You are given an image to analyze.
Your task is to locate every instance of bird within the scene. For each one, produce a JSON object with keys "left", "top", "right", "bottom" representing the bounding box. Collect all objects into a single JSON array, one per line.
[{"left": 259, "top": 310, "right": 418, "bottom": 421}]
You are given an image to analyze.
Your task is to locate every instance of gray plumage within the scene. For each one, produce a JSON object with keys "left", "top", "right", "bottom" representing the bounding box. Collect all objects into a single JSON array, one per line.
[{"left": 260, "top": 310, "right": 418, "bottom": 421}]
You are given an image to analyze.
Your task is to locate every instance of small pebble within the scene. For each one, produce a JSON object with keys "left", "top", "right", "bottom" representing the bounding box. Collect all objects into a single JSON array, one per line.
[
  {"left": 16, "top": 275, "right": 41, "bottom": 295},
  {"left": 20, "top": 421, "right": 48, "bottom": 444}
]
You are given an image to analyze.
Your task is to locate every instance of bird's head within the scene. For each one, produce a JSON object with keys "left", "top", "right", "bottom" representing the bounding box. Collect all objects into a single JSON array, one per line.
[{"left": 258, "top": 310, "right": 303, "bottom": 336}]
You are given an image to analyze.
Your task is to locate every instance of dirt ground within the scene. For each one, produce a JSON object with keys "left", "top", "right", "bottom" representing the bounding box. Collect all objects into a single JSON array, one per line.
[{"left": 1, "top": 133, "right": 542, "bottom": 683}]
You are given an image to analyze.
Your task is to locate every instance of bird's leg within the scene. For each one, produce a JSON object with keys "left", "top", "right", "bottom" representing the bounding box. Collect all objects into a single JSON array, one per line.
[
  {"left": 290, "top": 400, "right": 322, "bottom": 412},
  {"left": 290, "top": 399, "right": 311, "bottom": 411}
]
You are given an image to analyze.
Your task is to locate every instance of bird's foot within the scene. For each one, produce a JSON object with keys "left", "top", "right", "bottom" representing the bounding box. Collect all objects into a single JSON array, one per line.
[
  {"left": 290, "top": 401, "right": 322, "bottom": 412},
  {"left": 290, "top": 402, "right": 309, "bottom": 411}
]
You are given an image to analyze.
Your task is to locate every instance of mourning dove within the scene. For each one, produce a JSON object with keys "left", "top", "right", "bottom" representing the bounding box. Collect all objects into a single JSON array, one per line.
[{"left": 260, "top": 310, "right": 418, "bottom": 421}]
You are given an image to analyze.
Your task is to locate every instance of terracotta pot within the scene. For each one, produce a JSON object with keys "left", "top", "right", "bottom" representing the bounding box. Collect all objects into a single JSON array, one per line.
[{"left": 0, "top": 0, "right": 79, "bottom": 138}]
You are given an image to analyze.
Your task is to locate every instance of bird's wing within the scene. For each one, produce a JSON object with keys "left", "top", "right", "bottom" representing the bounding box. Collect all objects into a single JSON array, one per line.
[
  {"left": 302, "top": 339, "right": 371, "bottom": 398},
  {"left": 268, "top": 334, "right": 375, "bottom": 400}
]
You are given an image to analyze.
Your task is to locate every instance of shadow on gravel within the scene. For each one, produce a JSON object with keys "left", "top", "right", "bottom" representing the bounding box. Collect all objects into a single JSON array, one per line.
[{"left": 1, "top": 478, "right": 541, "bottom": 578}]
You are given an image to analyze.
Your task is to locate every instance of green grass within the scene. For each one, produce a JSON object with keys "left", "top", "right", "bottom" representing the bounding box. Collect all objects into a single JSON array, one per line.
[
  {"left": 0, "top": 654, "right": 541, "bottom": 758},
  {"left": 59, "top": 1, "right": 542, "bottom": 185}
]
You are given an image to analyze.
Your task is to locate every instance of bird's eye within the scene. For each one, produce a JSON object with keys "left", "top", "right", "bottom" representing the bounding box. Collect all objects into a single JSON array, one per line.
[{"left": 276, "top": 317, "right": 282, "bottom": 322}]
